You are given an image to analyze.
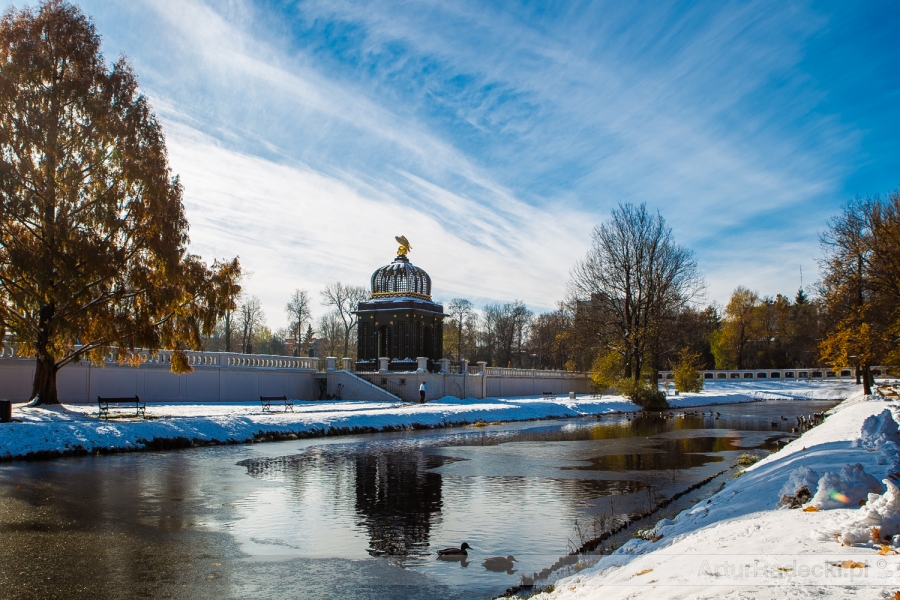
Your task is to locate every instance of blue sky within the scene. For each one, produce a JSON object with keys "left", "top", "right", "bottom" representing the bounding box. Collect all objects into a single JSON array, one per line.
[{"left": 8, "top": 0, "right": 899, "bottom": 328}]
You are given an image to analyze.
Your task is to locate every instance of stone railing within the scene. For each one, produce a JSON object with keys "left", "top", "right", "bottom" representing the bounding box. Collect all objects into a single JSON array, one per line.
[
  {"left": 0, "top": 344, "right": 318, "bottom": 370},
  {"left": 657, "top": 367, "right": 888, "bottom": 381},
  {"left": 483, "top": 367, "right": 590, "bottom": 378}
]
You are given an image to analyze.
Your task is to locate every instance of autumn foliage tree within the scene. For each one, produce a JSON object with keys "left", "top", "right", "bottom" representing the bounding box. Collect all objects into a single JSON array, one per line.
[
  {"left": 819, "top": 193, "right": 900, "bottom": 394},
  {"left": 0, "top": 1, "right": 241, "bottom": 405}
]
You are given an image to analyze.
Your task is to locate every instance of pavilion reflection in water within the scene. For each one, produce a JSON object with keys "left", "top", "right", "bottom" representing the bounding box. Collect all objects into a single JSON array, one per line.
[{"left": 354, "top": 451, "right": 443, "bottom": 557}]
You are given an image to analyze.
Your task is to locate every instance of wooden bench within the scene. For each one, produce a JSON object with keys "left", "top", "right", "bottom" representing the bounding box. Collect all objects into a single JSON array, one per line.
[
  {"left": 260, "top": 395, "right": 294, "bottom": 412},
  {"left": 542, "top": 391, "right": 557, "bottom": 400},
  {"left": 98, "top": 396, "right": 145, "bottom": 419}
]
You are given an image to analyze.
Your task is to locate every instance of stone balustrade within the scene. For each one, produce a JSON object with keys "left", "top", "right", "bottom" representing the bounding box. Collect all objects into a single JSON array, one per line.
[
  {"left": 0, "top": 344, "right": 318, "bottom": 370},
  {"left": 657, "top": 367, "right": 885, "bottom": 382},
  {"left": 483, "top": 367, "right": 591, "bottom": 379}
]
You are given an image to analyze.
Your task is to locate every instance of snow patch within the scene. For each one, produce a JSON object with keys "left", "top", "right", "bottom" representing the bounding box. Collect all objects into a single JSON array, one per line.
[
  {"left": 838, "top": 479, "right": 900, "bottom": 546},
  {"left": 809, "top": 463, "right": 883, "bottom": 509},
  {"left": 779, "top": 466, "right": 820, "bottom": 499}
]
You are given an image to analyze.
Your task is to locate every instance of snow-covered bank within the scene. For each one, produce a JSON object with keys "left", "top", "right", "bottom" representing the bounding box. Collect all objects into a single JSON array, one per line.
[
  {"left": 0, "top": 381, "right": 857, "bottom": 461},
  {"left": 528, "top": 388, "right": 900, "bottom": 600}
]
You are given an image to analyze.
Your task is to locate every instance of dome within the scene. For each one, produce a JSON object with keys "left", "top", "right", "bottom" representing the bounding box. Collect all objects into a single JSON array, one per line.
[{"left": 371, "top": 255, "right": 432, "bottom": 300}]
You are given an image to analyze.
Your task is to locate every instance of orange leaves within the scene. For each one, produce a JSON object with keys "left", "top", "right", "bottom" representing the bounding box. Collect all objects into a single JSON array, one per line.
[
  {"left": 632, "top": 568, "right": 653, "bottom": 578},
  {"left": 879, "top": 545, "right": 897, "bottom": 556},
  {"left": 829, "top": 559, "right": 868, "bottom": 569},
  {"left": 802, "top": 505, "right": 820, "bottom": 512},
  {"left": 0, "top": 2, "right": 242, "bottom": 404}
]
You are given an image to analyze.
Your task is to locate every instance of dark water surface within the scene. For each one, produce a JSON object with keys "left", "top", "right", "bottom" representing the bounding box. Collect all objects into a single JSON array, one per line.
[{"left": 0, "top": 399, "right": 839, "bottom": 599}]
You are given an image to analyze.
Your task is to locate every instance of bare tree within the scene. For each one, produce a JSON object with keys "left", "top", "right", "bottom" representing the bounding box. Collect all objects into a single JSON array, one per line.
[
  {"left": 237, "top": 296, "right": 265, "bottom": 354},
  {"left": 320, "top": 282, "right": 368, "bottom": 357},
  {"left": 446, "top": 298, "right": 474, "bottom": 361},
  {"left": 480, "top": 300, "right": 532, "bottom": 367},
  {"left": 569, "top": 202, "right": 704, "bottom": 384},
  {"left": 316, "top": 310, "right": 345, "bottom": 358},
  {"left": 285, "top": 289, "right": 311, "bottom": 356}
]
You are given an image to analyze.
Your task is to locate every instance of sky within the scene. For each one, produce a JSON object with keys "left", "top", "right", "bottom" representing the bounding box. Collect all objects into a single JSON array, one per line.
[{"left": 6, "top": 0, "right": 899, "bottom": 329}]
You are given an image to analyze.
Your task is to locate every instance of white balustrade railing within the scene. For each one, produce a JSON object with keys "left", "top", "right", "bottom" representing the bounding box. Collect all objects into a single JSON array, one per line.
[
  {"left": 0, "top": 344, "right": 318, "bottom": 370},
  {"left": 484, "top": 367, "right": 590, "bottom": 378},
  {"left": 657, "top": 367, "right": 889, "bottom": 381}
]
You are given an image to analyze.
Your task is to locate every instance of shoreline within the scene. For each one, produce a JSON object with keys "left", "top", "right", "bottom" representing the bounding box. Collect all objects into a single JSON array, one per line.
[
  {"left": 0, "top": 384, "right": 857, "bottom": 462},
  {"left": 522, "top": 389, "right": 900, "bottom": 599},
  {"left": 0, "top": 381, "right": 855, "bottom": 463}
]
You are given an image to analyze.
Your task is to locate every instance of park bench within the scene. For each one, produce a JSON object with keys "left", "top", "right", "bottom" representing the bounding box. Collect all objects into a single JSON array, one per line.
[
  {"left": 542, "top": 391, "right": 557, "bottom": 400},
  {"left": 98, "top": 396, "right": 145, "bottom": 419},
  {"left": 260, "top": 395, "right": 294, "bottom": 412}
]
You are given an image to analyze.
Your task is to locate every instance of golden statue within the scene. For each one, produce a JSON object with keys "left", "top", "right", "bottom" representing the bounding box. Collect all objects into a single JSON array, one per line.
[{"left": 395, "top": 235, "right": 412, "bottom": 257}]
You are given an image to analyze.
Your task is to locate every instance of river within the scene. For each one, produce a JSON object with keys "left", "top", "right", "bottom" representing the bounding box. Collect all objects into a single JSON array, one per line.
[{"left": 0, "top": 399, "right": 839, "bottom": 599}]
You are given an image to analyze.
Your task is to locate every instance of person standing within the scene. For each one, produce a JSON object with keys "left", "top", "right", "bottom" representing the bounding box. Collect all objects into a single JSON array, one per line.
[{"left": 419, "top": 381, "right": 427, "bottom": 403}]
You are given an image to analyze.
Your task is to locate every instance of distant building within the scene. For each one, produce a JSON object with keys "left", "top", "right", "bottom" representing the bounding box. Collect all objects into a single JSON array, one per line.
[{"left": 355, "top": 240, "right": 445, "bottom": 371}]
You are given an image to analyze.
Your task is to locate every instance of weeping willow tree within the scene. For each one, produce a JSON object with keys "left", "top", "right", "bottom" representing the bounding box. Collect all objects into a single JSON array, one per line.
[{"left": 0, "top": 1, "right": 241, "bottom": 405}]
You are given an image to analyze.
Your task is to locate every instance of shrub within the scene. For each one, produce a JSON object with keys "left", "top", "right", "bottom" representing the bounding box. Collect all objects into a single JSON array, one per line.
[
  {"left": 673, "top": 348, "right": 704, "bottom": 393},
  {"left": 616, "top": 377, "right": 668, "bottom": 410},
  {"left": 591, "top": 350, "right": 624, "bottom": 391}
]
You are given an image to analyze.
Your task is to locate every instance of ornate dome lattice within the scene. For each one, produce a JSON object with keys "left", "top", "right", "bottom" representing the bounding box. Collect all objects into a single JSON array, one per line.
[{"left": 371, "top": 256, "right": 432, "bottom": 300}]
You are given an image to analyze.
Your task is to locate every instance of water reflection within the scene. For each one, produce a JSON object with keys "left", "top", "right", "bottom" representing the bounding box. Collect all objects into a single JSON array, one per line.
[
  {"left": 563, "top": 436, "right": 739, "bottom": 472},
  {"left": 354, "top": 452, "right": 442, "bottom": 557}
]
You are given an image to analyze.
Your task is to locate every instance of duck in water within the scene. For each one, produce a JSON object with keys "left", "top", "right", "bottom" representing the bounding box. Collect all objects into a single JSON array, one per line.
[{"left": 437, "top": 542, "right": 471, "bottom": 557}]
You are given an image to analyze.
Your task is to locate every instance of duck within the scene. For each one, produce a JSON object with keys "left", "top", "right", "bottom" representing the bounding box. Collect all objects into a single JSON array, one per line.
[
  {"left": 437, "top": 542, "right": 471, "bottom": 557},
  {"left": 482, "top": 555, "right": 517, "bottom": 573}
]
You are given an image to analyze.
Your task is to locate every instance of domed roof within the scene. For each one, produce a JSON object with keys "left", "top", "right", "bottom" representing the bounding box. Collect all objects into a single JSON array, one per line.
[{"left": 371, "top": 255, "right": 432, "bottom": 300}]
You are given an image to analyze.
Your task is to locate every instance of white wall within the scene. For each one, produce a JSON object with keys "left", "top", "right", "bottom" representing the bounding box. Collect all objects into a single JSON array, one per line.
[
  {"left": 485, "top": 374, "right": 592, "bottom": 397},
  {"left": 0, "top": 358, "right": 317, "bottom": 403},
  {"left": 0, "top": 352, "right": 593, "bottom": 403}
]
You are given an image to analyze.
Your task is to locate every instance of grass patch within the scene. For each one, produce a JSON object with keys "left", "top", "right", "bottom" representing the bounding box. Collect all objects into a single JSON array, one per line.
[{"left": 737, "top": 453, "right": 762, "bottom": 466}]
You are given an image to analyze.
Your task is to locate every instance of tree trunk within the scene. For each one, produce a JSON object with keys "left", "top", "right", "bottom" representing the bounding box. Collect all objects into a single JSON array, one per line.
[
  {"left": 862, "top": 364, "right": 872, "bottom": 396},
  {"left": 29, "top": 355, "right": 60, "bottom": 405},
  {"left": 224, "top": 311, "right": 232, "bottom": 352},
  {"left": 28, "top": 303, "right": 60, "bottom": 406}
]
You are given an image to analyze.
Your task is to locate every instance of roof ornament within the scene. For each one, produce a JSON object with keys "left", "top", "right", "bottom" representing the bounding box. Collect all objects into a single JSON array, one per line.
[{"left": 395, "top": 235, "right": 411, "bottom": 257}]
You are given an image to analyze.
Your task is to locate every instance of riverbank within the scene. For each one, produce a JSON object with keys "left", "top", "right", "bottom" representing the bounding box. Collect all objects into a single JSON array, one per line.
[
  {"left": 525, "top": 387, "right": 900, "bottom": 599},
  {"left": 0, "top": 381, "right": 857, "bottom": 461}
]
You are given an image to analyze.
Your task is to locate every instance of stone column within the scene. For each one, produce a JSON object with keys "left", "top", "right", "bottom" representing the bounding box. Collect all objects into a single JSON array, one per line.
[
  {"left": 477, "top": 361, "right": 487, "bottom": 373},
  {"left": 416, "top": 356, "right": 428, "bottom": 373},
  {"left": 342, "top": 358, "right": 352, "bottom": 371},
  {"left": 379, "top": 357, "right": 389, "bottom": 373},
  {"left": 460, "top": 359, "right": 468, "bottom": 374},
  {"left": 439, "top": 358, "right": 450, "bottom": 374},
  {"left": 326, "top": 356, "right": 337, "bottom": 371}
]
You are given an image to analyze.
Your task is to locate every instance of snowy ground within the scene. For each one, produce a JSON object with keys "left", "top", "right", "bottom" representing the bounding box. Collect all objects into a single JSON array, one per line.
[
  {"left": 0, "top": 380, "right": 857, "bottom": 461},
  {"left": 525, "top": 387, "right": 900, "bottom": 600}
]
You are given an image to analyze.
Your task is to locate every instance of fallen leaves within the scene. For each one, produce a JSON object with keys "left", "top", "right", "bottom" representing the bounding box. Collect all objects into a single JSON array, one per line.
[
  {"left": 632, "top": 568, "right": 653, "bottom": 578},
  {"left": 834, "top": 560, "right": 867, "bottom": 569},
  {"left": 879, "top": 545, "right": 898, "bottom": 556},
  {"left": 802, "top": 505, "right": 820, "bottom": 512}
]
